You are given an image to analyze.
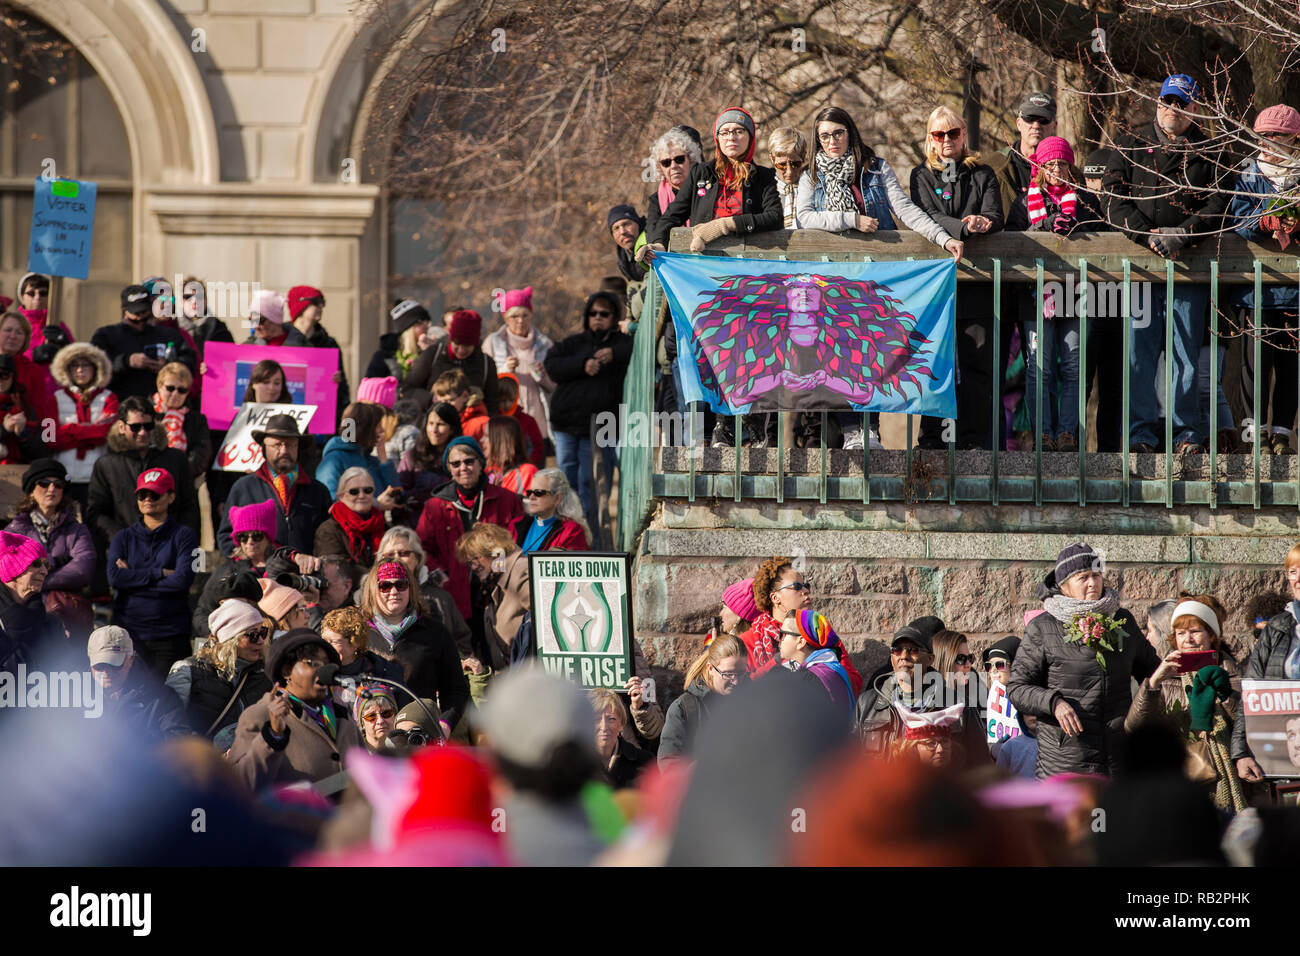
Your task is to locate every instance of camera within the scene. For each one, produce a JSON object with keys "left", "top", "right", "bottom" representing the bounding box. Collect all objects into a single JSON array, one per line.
[
  {"left": 388, "top": 728, "right": 431, "bottom": 748},
  {"left": 31, "top": 326, "right": 71, "bottom": 365},
  {"left": 276, "top": 571, "right": 327, "bottom": 592}
]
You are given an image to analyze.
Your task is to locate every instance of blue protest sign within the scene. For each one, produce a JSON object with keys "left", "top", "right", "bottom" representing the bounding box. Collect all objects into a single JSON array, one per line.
[{"left": 28, "top": 178, "right": 97, "bottom": 280}]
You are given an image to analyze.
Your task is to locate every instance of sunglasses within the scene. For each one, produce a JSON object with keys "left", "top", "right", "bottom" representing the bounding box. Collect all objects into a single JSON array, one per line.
[
  {"left": 986, "top": 660, "right": 1008, "bottom": 671},
  {"left": 22, "top": 287, "right": 49, "bottom": 298},
  {"left": 362, "top": 708, "right": 396, "bottom": 723},
  {"left": 35, "top": 478, "right": 66, "bottom": 490},
  {"left": 346, "top": 486, "right": 375, "bottom": 497},
  {"left": 69, "top": 361, "right": 94, "bottom": 371},
  {"left": 27, "top": 559, "right": 51, "bottom": 572},
  {"left": 1158, "top": 96, "right": 1188, "bottom": 108},
  {"left": 378, "top": 579, "right": 410, "bottom": 593},
  {"left": 163, "top": 385, "right": 189, "bottom": 394},
  {"left": 773, "top": 581, "right": 811, "bottom": 593},
  {"left": 125, "top": 421, "right": 154, "bottom": 433},
  {"left": 659, "top": 154, "right": 688, "bottom": 168},
  {"left": 241, "top": 626, "right": 270, "bottom": 644},
  {"left": 447, "top": 458, "right": 477, "bottom": 469},
  {"left": 136, "top": 490, "right": 162, "bottom": 502},
  {"left": 779, "top": 629, "right": 803, "bottom": 640},
  {"left": 773, "top": 160, "right": 804, "bottom": 171},
  {"left": 523, "top": 488, "right": 552, "bottom": 498},
  {"left": 235, "top": 531, "right": 267, "bottom": 544},
  {"left": 929, "top": 127, "right": 963, "bottom": 141},
  {"left": 588, "top": 309, "right": 613, "bottom": 318},
  {"left": 381, "top": 550, "right": 415, "bottom": 560},
  {"left": 954, "top": 653, "right": 977, "bottom": 666}
]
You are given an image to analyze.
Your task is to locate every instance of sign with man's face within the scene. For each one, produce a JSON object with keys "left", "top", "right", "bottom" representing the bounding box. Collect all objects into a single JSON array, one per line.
[{"left": 1241, "top": 679, "right": 1300, "bottom": 778}]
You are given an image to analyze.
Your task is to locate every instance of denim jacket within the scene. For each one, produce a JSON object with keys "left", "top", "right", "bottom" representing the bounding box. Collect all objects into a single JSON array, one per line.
[{"left": 1227, "top": 159, "right": 1299, "bottom": 310}]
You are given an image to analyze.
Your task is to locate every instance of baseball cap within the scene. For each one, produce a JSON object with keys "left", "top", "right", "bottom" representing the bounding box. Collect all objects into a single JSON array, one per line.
[
  {"left": 136, "top": 468, "right": 175, "bottom": 495},
  {"left": 121, "top": 284, "right": 152, "bottom": 316},
  {"left": 480, "top": 664, "right": 596, "bottom": 769},
  {"left": 1019, "top": 92, "right": 1057, "bottom": 122},
  {"left": 891, "top": 625, "right": 933, "bottom": 655},
  {"left": 88, "top": 626, "right": 133, "bottom": 667},
  {"left": 1160, "top": 74, "right": 1200, "bottom": 104}
]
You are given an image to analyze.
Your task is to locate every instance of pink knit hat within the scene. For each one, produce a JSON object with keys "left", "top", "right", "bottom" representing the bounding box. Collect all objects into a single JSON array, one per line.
[
  {"left": 258, "top": 579, "right": 303, "bottom": 622},
  {"left": 357, "top": 376, "right": 398, "bottom": 408},
  {"left": 229, "top": 499, "right": 278, "bottom": 547},
  {"left": 248, "top": 289, "right": 286, "bottom": 325},
  {"left": 501, "top": 286, "right": 533, "bottom": 313},
  {"left": 1032, "top": 136, "right": 1075, "bottom": 166},
  {"left": 1254, "top": 105, "right": 1300, "bottom": 137},
  {"left": 722, "top": 576, "right": 759, "bottom": 623},
  {"left": 0, "top": 530, "right": 47, "bottom": 582}
]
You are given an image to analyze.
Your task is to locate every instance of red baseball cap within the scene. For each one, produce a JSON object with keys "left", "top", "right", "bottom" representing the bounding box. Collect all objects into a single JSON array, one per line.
[{"left": 136, "top": 468, "right": 175, "bottom": 495}]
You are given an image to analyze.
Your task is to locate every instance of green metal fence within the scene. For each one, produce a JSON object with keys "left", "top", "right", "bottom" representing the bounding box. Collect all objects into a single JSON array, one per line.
[{"left": 618, "top": 231, "right": 1300, "bottom": 550}]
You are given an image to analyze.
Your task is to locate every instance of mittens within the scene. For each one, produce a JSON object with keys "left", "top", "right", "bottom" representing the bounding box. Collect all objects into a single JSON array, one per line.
[
  {"left": 1187, "top": 664, "right": 1232, "bottom": 732},
  {"left": 1051, "top": 214, "right": 1076, "bottom": 236}
]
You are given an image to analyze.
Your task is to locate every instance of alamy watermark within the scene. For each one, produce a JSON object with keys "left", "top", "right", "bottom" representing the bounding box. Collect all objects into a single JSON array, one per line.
[
  {"left": 0, "top": 664, "right": 102, "bottom": 717},
  {"left": 146, "top": 273, "right": 262, "bottom": 322},
  {"left": 1038, "top": 276, "right": 1153, "bottom": 327}
]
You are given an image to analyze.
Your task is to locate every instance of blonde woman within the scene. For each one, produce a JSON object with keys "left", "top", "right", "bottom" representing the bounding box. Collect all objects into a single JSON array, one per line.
[
  {"left": 659, "top": 633, "right": 749, "bottom": 766},
  {"left": 153, "top": 361, "right": 212, "bottom": 478},
  {"left": 590, "top": 688, "right": 654, "bottom": 789},
  {"left": 908, "top": 105, "right": 1003, "bottom": 451},
  {"left": 166, "top": 600, "right": 273, "bottom": 738}
]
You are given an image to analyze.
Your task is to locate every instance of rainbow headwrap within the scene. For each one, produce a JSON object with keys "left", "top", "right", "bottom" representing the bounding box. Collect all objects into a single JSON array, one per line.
[
  {"left": 794, "top": 610, "right": 839, "bottom": 649},
  {"left": 352, "top": 680, "right": 399, "bottom": 726}
]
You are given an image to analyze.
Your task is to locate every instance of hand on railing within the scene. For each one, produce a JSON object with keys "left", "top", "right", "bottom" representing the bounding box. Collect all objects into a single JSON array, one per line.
[
  {"left": 636, "top": 242, "right": 665, "bottom": 264},
  {"left": 854, "top": 214, "right": 879, "bottom": 233},
  {"left": 1148, "top": 227, "right": 1189, "bottom": 258},
  {"left": 689, "top": 216, "right": 737, "bottom": 252},
  {"left": 943, "top": 238, "right": 964, "bottom": 260}
]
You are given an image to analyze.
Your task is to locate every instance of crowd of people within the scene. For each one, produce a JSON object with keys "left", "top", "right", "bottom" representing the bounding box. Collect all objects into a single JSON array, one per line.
[{"left": 615, "top": 78, "right": 1300, "bottom": 454}]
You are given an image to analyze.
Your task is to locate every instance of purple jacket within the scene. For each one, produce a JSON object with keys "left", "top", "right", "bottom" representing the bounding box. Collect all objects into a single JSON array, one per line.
[{"left": 6, "top": 508, "right": 95, "bottom": 592}]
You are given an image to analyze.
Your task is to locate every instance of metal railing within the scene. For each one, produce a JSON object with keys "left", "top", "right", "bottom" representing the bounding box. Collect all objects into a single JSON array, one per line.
[{"left": 618, "top": 230, "right": 1300, "bottom": 550}]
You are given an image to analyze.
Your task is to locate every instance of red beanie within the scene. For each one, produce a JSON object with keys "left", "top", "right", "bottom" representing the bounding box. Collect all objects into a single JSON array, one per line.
[
  {"left": 448, "top": 309, "right": 483, "bottom": 346},
  {"left": 286, "top": 285, "right": 323, "bottom": 320}
]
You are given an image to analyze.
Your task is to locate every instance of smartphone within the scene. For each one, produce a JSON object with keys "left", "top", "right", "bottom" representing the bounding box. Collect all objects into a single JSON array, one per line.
[{"left": 1178, "top": 650, "right": 1218, "bottom": 674}]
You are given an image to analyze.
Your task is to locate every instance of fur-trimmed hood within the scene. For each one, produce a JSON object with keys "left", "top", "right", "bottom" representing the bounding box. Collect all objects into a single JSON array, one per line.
[
  {"left": 51, "top": 342, "right": 112, "bottom": 392},
  {"left": 106, "top": 420, "right": 169, "bottom": 454}
]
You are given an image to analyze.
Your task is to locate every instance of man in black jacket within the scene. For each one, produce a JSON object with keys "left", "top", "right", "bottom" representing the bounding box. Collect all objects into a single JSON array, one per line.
[
  {"left": 285, "top": 286, "right": 349, "bottom": 428},
  {"left": 402, "top": 309, "right": 499, "bottom": 411},
  {"left": 544, "top": 291, "right": 633, "bottom": 522},
  {"left": 1103, "top": 73, "right": 1230, "bottom": 454},
  {"left": 88, "top": 626, "right": 189, "bottom": 742},
  {"left": 87, "top": 397, "right": 200, "bottom": 547},
  {"left": 90, "top": 285, "right": 198, "bottom": 400}
]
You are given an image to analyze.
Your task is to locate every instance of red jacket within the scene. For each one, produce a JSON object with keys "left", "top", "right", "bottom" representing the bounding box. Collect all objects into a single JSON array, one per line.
[
  {"left": 416, "top": 481, "right": 523, "bottom": 619},
  {"left": 510, "top": 515, "right": 588, "bottom": 552}
]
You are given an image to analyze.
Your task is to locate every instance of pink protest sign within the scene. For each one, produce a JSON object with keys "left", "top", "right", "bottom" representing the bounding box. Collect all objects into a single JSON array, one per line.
[{"left": 200, "top": 342, "right": 338, "bottom": 433}]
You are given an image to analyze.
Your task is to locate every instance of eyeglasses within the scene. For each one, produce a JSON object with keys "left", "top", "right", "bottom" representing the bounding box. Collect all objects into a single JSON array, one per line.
[
  {"left": 136, "top": 490, "right": 161, "bottom": 502},
  {"left": 717, "top": 127, "right": 749, "bottom": 139},
  {"left": 381, "top": 550, "right": 415, "bottom": 560},
  {"left": 954, "top": 653, "right": 977, "bottom": 666},
  {"left": 710, "top": 663, "right": 749, "bottom": 681},
  {"left": 523, "top": 488, "right": 552, "bottom": 498},
  {"left": 22, "top": 288, "right": 48, "bottom": 298},
  {"left": 346, "top": 486, "right": 375, "bottom": 497},
  {"left": 1041, "top": 160, "right": 1070, "bottom": 171},
  {"left": 163, "top": 385, "right": 189, "bottom": 394},
  {"left": 125, "top": 421, "right": 153, "bottom": 433},
  {"left": 446, "top": 458, "right": 477, "bottom": 470},
  {"left": 378, "top": 579, "right": 410, "bottom": 593},
  {"left": 235, "top": 531, "right": 267, "bottom": 544},
  {"left": 773, "top": 160, "right": 804, "bottom": 171},
  {"left": 985, "top": 660, "right": 1008, "bottom": 671},
  {"left": 588, "top": 309, "right": 613, "bottom": 318},
  {"left": 362, "top": 708, "right": 396, "bottom": 723},
  {"left": 773, "top": 581, "right": 811, "bottom": 593},
  {"left": 659, "top": 154, "right": 688, "bottom": 168},
  {"left": 35, "top": 478, "right": 66, "bottom": 490},
  {"left": 240, "top": 626, "right": 270, "bottom": 644},
  {"left": 818, "top": 129, "right": 848, "bottom": 143},
  {"left": 929, "top": 127, "right": 963, "bottom": 141}
]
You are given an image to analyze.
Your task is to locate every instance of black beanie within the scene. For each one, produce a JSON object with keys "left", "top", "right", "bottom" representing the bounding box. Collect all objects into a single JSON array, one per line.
[
  {"left": 606, "top": 204, "right": 643, "bottom": 233},
  {"left": 21, "top": 458, "right": 67, "bottom": 494}
]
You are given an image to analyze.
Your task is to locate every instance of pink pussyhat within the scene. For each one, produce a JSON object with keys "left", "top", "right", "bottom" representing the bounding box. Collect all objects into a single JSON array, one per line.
[
  {"left": 1032, "top": 136, "right": 1075, "bottom": 166},
  {"left": 501, "top": 286, "right": 533, "bottom": 312},
  {"left": 357, "top": 376, "right": 398, "bottom": 408},
  {"left": 0, "top": 530, "right": 47, "bottom": 582}
]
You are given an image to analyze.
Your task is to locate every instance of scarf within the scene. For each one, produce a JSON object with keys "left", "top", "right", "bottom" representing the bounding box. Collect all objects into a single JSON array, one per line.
[
  {"left": 328, "top": 499, "right": 385, "bottom": 564},
  {"left": 268, "top": 467, "right": 298, "bottom": 513},
  {"left": 28, "top": 509, "right": 53, "bottom": 548},
  {"left": 657, "top": 180, "right": 690, "bottom": 227},
  {"left": 1026, "top": 183, "right": 1077, "bottom": 225},
  {"left": 370, "top": 610, "right": 416, "bottom": 648},
  {"left": 451, "top": 479, "right": 486, "bottom": 532},
  {"left": 745, "top": 612, "right": 782, "bottom": 677},
  {"left": 802, "top": 647, "right": 855, "bottom": 706},
  {"left": 288, "top": 693, "right": 337, "bottom": 742},
  {"left": 1258, "top": 157, "right": 1300, "bottom": 192},
  {"left": 152, "top": 393, "right": 188, "bottom": 451},
  {"left": 815, "top": 151, "right": 858, "bottom": 213},
  {"left": 1042, "top": 586, "right": 1121, "bottom": 627}
]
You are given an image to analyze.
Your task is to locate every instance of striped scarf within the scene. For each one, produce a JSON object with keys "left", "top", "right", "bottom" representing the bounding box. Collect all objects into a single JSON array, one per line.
[
  {"left": 152, "top": 393, "right": 188, "bottom": 452},
  {"left": 270, "top": 468, "right": 297, "bottom": 512},
  {"left": 1026, "top": 184, "right": 1077, "bottom": 225},
  {"left": 370, "top": 610, "right": 416, "bottom": 649}
]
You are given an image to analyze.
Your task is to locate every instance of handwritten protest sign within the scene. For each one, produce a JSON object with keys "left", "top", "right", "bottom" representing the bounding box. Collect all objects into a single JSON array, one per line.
[
  {"left": 530, "top": 552, "right": 634, "bottom": 689},
  {"left": 1241, "top": 679, "right": 1300, "bottom": 778},
  {"left": 217, "top": 403, "right": 317, "bottom": 472},
  {"left": 986, "top": 680, "right": 1021, "bottom": 746},
  {"left": 28, "top": 178, "right": 97, "bottom": 280},
  {"left": 200, "top": 342, "right": 337, "bottom": 432}
]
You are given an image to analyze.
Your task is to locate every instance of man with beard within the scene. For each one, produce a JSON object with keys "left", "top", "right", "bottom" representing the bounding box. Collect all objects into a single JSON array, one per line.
[
  {"left": 228, "top": 629, "right": 361, "bottom": 790},
  {"left": 217, "top": 415, "right": 331, "bottom": 563}
]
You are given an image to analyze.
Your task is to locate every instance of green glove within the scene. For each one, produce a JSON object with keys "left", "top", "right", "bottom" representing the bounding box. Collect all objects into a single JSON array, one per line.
[{"left": 1187, "top": 664, "right": 1231, "bottom": 732}]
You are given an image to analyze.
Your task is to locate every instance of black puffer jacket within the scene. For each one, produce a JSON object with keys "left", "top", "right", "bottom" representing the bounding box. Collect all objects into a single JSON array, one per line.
[
  {"left": 1230, "top": 610, "right": 1299, "bottom": 760},
  {"left": 381, "top": 615, "right": 470, "bottom": 732},
  {"left": 544, "top": 294, "right": 633, "bottom": 437},
  {"left": 166, "top": 655, "right": 273, "bottom": 738},
  {"left": 1008, "top": 571, "right": 1160, "bottom": 778}
]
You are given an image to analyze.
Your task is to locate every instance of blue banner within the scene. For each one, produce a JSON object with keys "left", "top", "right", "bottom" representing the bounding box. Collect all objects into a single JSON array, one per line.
[
  {"left": 28, "top": 178, "right": 97, "bottom": 280},
  {"left": 652, "top": 252, "right": 956, "bottom": 417}
]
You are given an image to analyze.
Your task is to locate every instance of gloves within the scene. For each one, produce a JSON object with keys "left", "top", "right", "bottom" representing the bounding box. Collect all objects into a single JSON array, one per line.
[
  {"left": 1149, "top": 226, "right": 1189, "bottom": 257},
  {"left": 1050, "top": 214, "right": 1076, "bottom": 236},
  {"left": 689, "top": 216, "right": 737, "bottom": 253},
  {"left": 634, "top": 242, "right": 664, "bottom": 264},
  {"left": 1187, "top": 664, "right": 1232, "bottom": 732}
]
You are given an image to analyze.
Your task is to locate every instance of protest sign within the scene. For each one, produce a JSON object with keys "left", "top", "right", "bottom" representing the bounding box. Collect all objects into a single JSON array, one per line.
[
  {"left": 28, "top": 178, "right": 97, "bottom": 280},
  {"left": 530, "top": 552, "right": 634, "bottom": 689},
  {"left": 200, "top": 342, "right": 337, "bottom": 432},
  {"left": 1241, "top": 679, "right": 1300, "bottom": 778},
  {"left": 986, "top": 680, "right": 1021, "bottom": 746},
  {"left": 217, "top": 403, "right": 317, "bottom": 472}
]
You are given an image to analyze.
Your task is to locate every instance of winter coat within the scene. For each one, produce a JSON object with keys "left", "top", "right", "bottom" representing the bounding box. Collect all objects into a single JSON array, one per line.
[
  {"left": 601, "top": 735, "right": 655, "bottom": 790},
  {"left": 1007, "top": 572, "right": 1161, "bottom": 778},
  {"left": 1227, "top": 159, "right": 1300, "bottom": 310},
  {"left": 88, "top": 320, "right": 197, "bottom": 399},
  {"left": 983, "top": 144, "right": 1034, "bottom": 219},
  {"left": 658, "top": 679, "right": 718, "bottom": 765},
  {"left": 544, "top": 295, "right": 634, "bottom": 437},
  {"left": 1007, "top": 185, "right": 1109, "bottom": 233},
  {"left": 396, "top": 447, "right": 450, "bottom": 524},
  {"left": 283, "top": 323, "right": 350, "bottom": 425},
  {"left": 162, "top": 402, "right": 213, "bottom": 479},
  {"left": 403, "top": 340, "right": 500, "bottom": 411},
  {"left": 0, "top": 388, "right": 48, "bottom": 465},
  {"left": 188, "top": 314, "right": 235, "bottom": 356},
  {"left": 1102, "top": 121, "right": 1229, "bottom": 245},
  {"left": 6, "top": 509, "right": 94, "bottom": 593},
  {"left": 49, "top": 342, "right": 118, "bottom": 483},
  {"left": 101, "top": 665, "right": 190, "bottom": 742},
  {"left": 511, "top": 515, "right": 588, "bottom": 552},
  {"left": 416, "top": 480, "right": 523, "bottom": 619},
  {"left": 13, "top": 352, "right": 55, "bottom": 424},
  {"left": 1230, "top": 609, "right": 1300, "bottom": 761},
  {"left": 228, "top": 690, "right": 362, "bottom": 791},
  {"left": 795, "top": 649, "right": 856, "bottom": 716},
  {"left": 483, "top": 549, "right": 530, "bottom": 671},
  {"left": 106, "top": 518, "right": 199, "bottom": 643},
  {"left": 365, "top": 333, "right": 402, "bottom": 380},
  {"left": 855, "top": 671, "right": 981, "bottom": 757},
  {"left": 795, "top": 156, "right": 954, "bottom": 247},
  {"left": 16, "top": 306, "right": 73, "bottom": 359},
  {"left": 315, "top": 437, "right": 400, "bottom": 501},
  {"left": 483, "top": 329, "right": 556, "bottom": 441},
  {"left": 417, "top": 576, "right": 473, "bottom": 659},
  {"left": 217, "top": 464, "right": 332, "bottom": 559},
  {"left": 646, "top": 160, "right": 784, "bottom": 247},
  {"left": 0, "top": 580, "right": 66, "bottom": 674},
  {"left": 86, "top": 425, "right": 200, "bottom": 543},
  {"left": 192, "top": 557, "right": 265, "bottom": 637},
  {"left": 313, "top": 514, "right": 381, "bottom": 582},
  {"left": 380, "top": 614, "right": 471, "bottom": 730},
  {"left": 909, "top": 160, "right": 1005, "bottom": 240},
  {"left": 166, "top": 654, "right": 273, "bottom": 738}
]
